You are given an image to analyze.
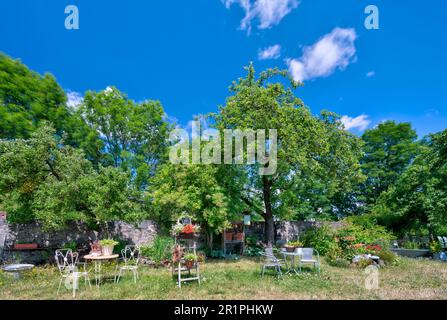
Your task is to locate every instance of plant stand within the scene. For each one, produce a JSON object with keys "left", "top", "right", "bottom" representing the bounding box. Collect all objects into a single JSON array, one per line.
[
  {"left": 222, "top": 222, "right": 245, "bottom": 258},
  {"left": 172, "top": 235, "right": 201, "bottom": 288}
]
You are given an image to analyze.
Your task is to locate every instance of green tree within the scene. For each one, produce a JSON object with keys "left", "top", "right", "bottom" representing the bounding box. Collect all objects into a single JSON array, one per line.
[
  {"left": 150, "top": 158, "right": 246, "bottom": 244},
  {"left": 75, "top": 87, "right": 170, "bottom": 188},
  {"left": 213, "top": 65, "right": 364, "bottom": 245},
  {"left": 0, "top": 53, "right": 70, "bottom": 139},
  {"left": 0, "top": 124, "right": 144, "bottom": 230},
  {"left": 373, "top": 129, "right": 447, "bottom": 236},
  {"left": 361, "top": 121, "right": 420, "bottom": 206}
]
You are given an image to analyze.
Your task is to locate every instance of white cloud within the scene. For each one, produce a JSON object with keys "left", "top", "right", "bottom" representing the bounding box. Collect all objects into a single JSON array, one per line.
[
  {"left": 223, "top": 0, "right": 299, "bottom": 33},
  {"left": 258, "top": 44, "right": 281, "bottom": 60},
  {"left": 366, "top": 70, "right": 375, "bottom": 78},
  {"left": 66, "top": 90, "right": 83, "bottom": 109},
  {"left": 287, "top": 27, "right": 357, "bottom": 82},
  {"left": 340, "top": 114, "right": 371, "bottom": 131}
]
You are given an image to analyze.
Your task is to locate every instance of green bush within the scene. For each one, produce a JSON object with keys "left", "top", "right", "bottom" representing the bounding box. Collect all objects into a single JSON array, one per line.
[
  {"left": 377, "top": 249, "right": 399, "bottom": 266},
  {"left": 337, "top": 219, "right": 394, "bottom": 245},
  {"left": 301, "top": 224, "right": 336, "bottom": 256},
  {"left": 325, "top": 244, "right": 350, "bottom": 268},
  {"left": 140, "top": 236, "right": 174, "bottom": 264},
  {"left": 244, "top": 246, "right": 264, "bottom": 257},
  {"left": 62, "top": 241, "right": 77, "bottom": 251}
]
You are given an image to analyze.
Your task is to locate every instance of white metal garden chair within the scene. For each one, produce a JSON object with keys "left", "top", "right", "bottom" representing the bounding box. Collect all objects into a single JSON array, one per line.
[
  {"left": 260, "top": 247, "right": 284, "bottom": 278},
  {"left": 298, "top": 248, "right": 320, "bottom": 273},
  {"left": 55, "top": 249, "right": 91, "bottom": 298},
  {"left": 437, "top": 236, "right": 447, "bottom": 250},
  {"left": 115, "top": 245, "right": 140, "bottom": 284}
]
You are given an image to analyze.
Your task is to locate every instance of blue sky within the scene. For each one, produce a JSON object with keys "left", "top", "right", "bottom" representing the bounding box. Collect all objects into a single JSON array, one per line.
[{"left": 1, "top": 0, "right": 446, "bottom": 137}]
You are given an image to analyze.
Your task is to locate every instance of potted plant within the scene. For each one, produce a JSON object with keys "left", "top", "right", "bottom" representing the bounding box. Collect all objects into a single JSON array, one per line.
[
  {"left": 225, "top": 232, "right": 233, "bottom": 241},
  {"left": 180, "top": 224, "right": 201, "bottom": 239},
  {"left": 284, "top": 241, "right": 303, "bottom": 253},
  {"left": 99, "top": 239, "right": 119, "bottom": 256},
  {"left": 235, "top": 232, "right": 244, "bottom": 241},
  {"left": 183, "top": 253, "right": 197, "bottom": 269},
  {"left": 171, "top": 222, "right": 184, "bottom": 236}
]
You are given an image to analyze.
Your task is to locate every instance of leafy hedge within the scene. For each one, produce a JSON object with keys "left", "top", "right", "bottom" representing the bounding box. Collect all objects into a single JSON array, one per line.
[{"left": 301, "top": 219, "right": 397, "bottom": 267}]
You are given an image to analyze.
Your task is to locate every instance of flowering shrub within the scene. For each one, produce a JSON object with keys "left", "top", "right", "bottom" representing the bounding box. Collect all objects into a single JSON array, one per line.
[{"left": 171, "top": 222, "right": 201, "bottom": 235}]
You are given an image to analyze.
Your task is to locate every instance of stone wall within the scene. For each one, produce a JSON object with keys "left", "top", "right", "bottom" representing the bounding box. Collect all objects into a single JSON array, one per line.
[
  {"left": 245, "top": 220, "right": 344, "bottom": 245},
  {"left": 0, "top": 216, "right": 158, "bottom": 264}
]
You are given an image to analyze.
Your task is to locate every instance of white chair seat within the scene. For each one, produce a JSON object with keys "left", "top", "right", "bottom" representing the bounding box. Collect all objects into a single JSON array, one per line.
[{"left": 300, "top": 259, "right": 318, "bottom": 263}]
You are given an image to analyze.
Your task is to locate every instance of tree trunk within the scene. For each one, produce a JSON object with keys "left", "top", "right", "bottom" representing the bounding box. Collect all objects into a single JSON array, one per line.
[{"left": 262, "top": 176, "right": 275, "bottom": 246}]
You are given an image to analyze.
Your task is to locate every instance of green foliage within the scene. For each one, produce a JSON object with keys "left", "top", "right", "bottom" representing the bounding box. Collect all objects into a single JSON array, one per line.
[
  {"left": 0, "top": 53, "right": 70, "bottom": 140},
  {"left": 244, "top": 246, "right": 264, "bottom": 257},
  {"left": 99, "top": 239, "right": 119, "bottom": 246},
  {"left": 372, "top": 129, "right": 447, "bottom": 236},
  {"left": 310, "top": 219, "right": 395, "bottom": 267},
  {"left": 337, "top": 218, "right": 394, "bottom": 245},
  {"left": 75, "top": 87, "right": 170, "bottom": 189},
  {"left": 184, "top": 253, "right": 198, "bottom": 261},
  {"left": 360, "top": 121, "right": 420, "bottom": 207},
  {"left": 325, "top": 245, "right": 350, "bottom": 268},
  {"left": 287, "top": 241, "right": 303, "bottom": 247},
  {"left": 62, "top": 241, "right": 78, "bottom": 251},
  {"left": 139, "top": 236, "right": 174, "bottom": 264},
  {"left": 301, "top": 224, "right": 336, "bottom": 256},
  {"left": 401, "top": 241, "right": 421, "bottom": 250},
  {"left": 429, "top": 241, "right": 442, "bottom": 254},
  {"left": 0, "top": 124, "right": 145, "bottom": 229},
  {"left": 150, "top": 161, "right": 245, "bottom": 235},
  {"left": 213, "top": 64, "right": 364, "bottom": 244},
  {"left": 376, "top": 249, "right": 399, "bottom": 266}
]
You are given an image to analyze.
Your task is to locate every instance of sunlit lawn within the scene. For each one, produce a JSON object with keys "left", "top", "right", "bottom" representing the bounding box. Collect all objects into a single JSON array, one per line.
[{"left": 1, "top": 257, "right": 446, "bottom": 300}]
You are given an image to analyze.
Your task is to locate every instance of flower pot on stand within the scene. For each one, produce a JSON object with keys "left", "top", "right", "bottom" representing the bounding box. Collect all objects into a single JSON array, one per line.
[
  {"left": 225, "top": 232, "right": 233, "bottom": 241},
  {"left": 185, "top": 260, "right": 195, "bottom": 269},
  {"left": 235, "top": 233, "right": 244, "bottom": 241},
  {"left": 284, "top": 245, "right": 296, "bottom": 253},
  {"left": 102, "top": 245, "right": 115, "bottom": 256}
]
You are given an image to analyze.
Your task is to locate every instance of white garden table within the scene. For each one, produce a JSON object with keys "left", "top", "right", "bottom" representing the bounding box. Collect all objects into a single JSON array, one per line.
[
  {"left": 1, "top": 264, "right": 34, "bottom": 279},
  {"left": 83, "top": 254, "right": 119, "bottom": 286},
  {"left": 281, "top": 249, "right": 303, "bottom": 275}
]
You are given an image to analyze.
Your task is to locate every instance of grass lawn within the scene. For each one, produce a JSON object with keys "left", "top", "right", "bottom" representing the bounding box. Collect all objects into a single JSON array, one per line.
[{"left": 1, "top": 257, "right": 446, "bottom": 300}]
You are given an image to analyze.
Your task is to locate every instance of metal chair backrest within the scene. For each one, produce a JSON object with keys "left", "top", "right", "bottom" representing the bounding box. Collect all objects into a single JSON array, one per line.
[
  {"left": 302, "top": 248, "right": 314, "bottom": 260},
  {"left": 55, "top": 249, "right": 78, "bottom": 274},
  {"left": 122, "top": 245, "right": 140, "bottom": 265},
  {"left": 262, "top": 247, "right": 279, "bottom": 262},
  {"left": 443, "top": 237, "right": 447, "bottom": 248}
]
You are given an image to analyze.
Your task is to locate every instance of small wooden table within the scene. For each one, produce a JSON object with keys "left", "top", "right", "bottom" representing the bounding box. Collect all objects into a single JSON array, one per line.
[{"left": 83, "top": 254, "right": 119, "bottom": 286}]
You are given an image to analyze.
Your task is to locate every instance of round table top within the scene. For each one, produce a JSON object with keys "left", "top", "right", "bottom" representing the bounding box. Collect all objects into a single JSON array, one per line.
[
  {"left": 281, "top": 250, "right": 303, "bottom": 256},
  {"left": 83, "top": 254, "right": 119, "bottom": 260},
  {"left": 2, "top": 264, "right": 35, "bottom": 272}
]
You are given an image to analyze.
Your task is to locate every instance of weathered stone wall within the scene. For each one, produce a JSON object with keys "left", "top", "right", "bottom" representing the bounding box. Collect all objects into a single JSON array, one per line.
[
  {"left": 0, "top": 217, "right": 158, "bottom": 264},
  {"left": 245, "top": 220, "right": 344, "bottom": 245}
]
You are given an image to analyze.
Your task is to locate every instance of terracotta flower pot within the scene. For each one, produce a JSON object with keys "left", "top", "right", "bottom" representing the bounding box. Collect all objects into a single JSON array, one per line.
[
  {"left": 185, "top": 260, "right": 195, "bottom": 269},
  {"left": 225, "top": 233, "right": 233, "bottom": 241},
  {"left": 284, "top": 245, "right": 296, "bottom": 253},
  {"left": 14, "top": 243, "right": 38, "bottom": 250},
  {"left": 235, "top": 233, "right": 244, "bottom": 241}
]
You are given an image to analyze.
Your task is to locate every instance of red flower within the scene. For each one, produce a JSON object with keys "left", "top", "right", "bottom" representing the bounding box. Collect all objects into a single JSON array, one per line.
[{"left": 182, "top": 224, "right": 195, "bottom": 234}]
